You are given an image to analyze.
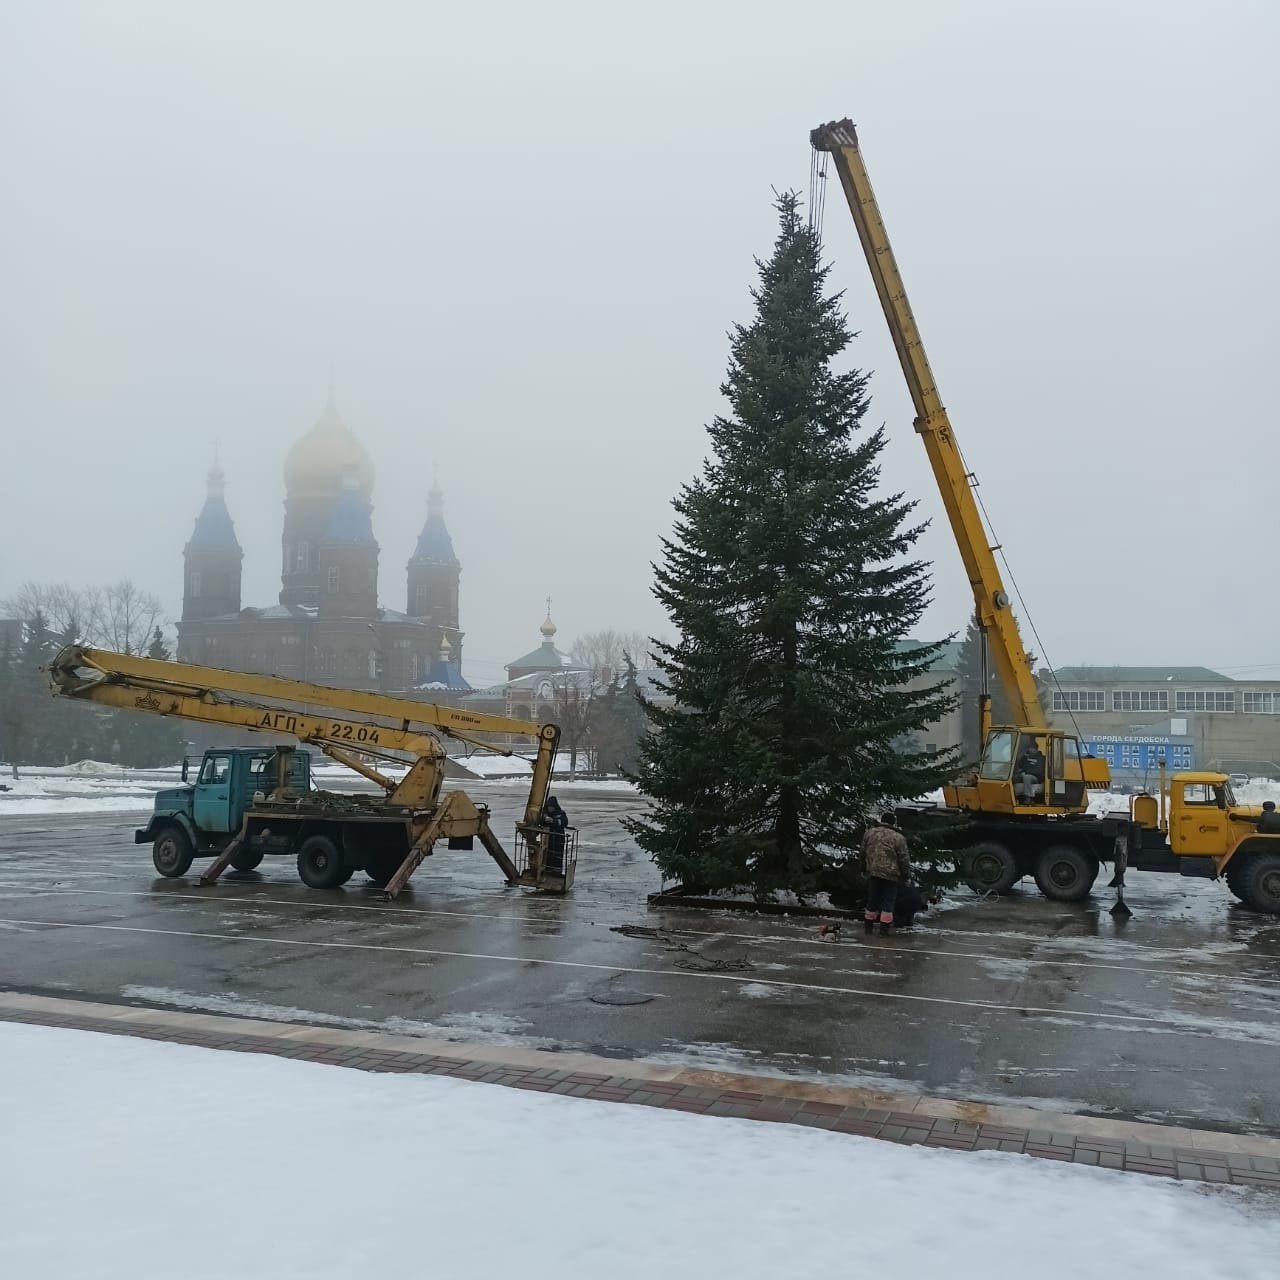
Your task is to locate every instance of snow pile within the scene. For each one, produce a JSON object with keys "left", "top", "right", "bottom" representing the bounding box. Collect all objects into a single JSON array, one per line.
[
  {"left": 453, "top": 752, "right": 535, "bottom": 778},
  {"left": 1234, "top": 778, "right": 1280, "bottom": 806},
  {"left": 1, "top": 1023, "right": 1277, "bottom": 1279},
  {"left": 37, "top": 759, "right": 138, "bottom": 777},
  {"left": 0, "top": 772, "right": 172, "bottom": 816}
]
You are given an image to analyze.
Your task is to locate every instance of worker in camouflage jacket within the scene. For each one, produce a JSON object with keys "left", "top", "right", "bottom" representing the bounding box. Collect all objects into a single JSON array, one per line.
[{"left": 860, "top": 811, "right": 912, "bottom": 937}]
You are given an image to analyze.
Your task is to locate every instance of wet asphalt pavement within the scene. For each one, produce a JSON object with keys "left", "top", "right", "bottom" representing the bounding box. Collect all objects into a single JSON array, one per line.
[{"left": 3, "top": 782, "right": 1280, "bottom": 1136}]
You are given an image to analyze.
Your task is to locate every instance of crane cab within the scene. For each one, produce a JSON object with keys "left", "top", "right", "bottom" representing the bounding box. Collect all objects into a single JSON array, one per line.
[{"left": 944, "top": 727, "right": 1106, "bottom": 816}]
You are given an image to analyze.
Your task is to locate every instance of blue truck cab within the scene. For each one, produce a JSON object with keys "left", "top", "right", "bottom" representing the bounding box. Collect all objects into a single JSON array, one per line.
[{"left": 136, "top": 747, "right": 311, "bottom": 878}]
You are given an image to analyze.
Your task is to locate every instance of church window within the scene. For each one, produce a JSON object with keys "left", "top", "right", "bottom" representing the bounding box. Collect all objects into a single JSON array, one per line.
[
  {"left": 327, "top": 566, "right": 340, "bottom": 594},
  {"left": 189, "top": 572, "right": 201, "bottom": 599},
  {"left": 415, "top": 585, "right": 429, "bottom": 615},
  {"left": 296, "top": 542, "right": 311, "bottom": 572}
]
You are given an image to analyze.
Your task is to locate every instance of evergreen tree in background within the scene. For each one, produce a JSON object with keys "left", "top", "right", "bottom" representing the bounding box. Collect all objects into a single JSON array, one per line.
[
  {"left": 0, "top": 605, "right": 182, "bottom": 769},
  {"left": 146, "top": 626, "right": 171, "bottom": 661},
  {"left": 954, "top": 616, "right": 1038, "bottom": 762},
  {"left": 627, "top": 193, "right": 959, "bottom": 897},
  {"left": 592, "top": 653, "right": 648, "bottom": 776}
]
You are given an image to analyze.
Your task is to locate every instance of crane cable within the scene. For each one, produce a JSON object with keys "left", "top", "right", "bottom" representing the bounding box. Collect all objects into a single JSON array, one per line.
[
  {"left": 948, "top": 435, "right": 1085, "bottom": 743},
  {"left": 808, "top": 141, "right": 1079, "bottom": 743},
  {"left": 809, "top": 146, "right": 828, "bottom": 237}
]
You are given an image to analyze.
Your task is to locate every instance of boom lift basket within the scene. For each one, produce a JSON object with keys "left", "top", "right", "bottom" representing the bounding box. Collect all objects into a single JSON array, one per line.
[{"left": 513, "top": 824, "right": 578, "bottom": 893}]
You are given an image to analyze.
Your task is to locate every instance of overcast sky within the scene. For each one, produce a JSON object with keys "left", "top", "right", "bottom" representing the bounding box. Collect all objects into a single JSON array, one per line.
[{"left": 2, "top": 1, "right": 1276, "bottom": 687}]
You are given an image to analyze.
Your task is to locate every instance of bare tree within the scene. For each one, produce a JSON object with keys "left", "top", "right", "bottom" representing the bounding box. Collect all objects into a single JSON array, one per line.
[
  {"left": 1, "top": 581, "right": 102, "bottom": 642},
  {"left": 569, "top": 629, "right": 653, "bottom": 684},
  {"left": 2, "top": 579, "right": 169, "bottom": 655},
  {"left": 557, "top": 630, "right": 655, "bottom": 777},
  {"left": 550, "top": 673, "right": 594, "bottom": 777},
  {"left": 92, "top": 580, "right": 166, "bottom": 655}
]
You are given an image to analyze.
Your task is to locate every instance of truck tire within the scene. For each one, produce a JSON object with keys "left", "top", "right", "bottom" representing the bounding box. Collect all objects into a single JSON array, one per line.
[
  {"left": 1237, "top": 854, "right": 1280, "bottom": 915},
  {"left": 363, "top": 851, "right": 404, "bottom": 888},
  {"left": 297, "top": 835, "right": 347, "bottom": 890},
  {"left": 1224, "top": 856, "right": 1249, "bottom": 902},
  {"left": 1034, "top": 845, "right": 1098, "bottom": 903},
  {"left": 963, "top": 841, "right": 1020, "bottom": 895},
  {"left": 153, "top": 826, "right": 195, "bottom": 878},
  {"left": 230, "top": 850, "right": 265, "bottom": 872}
]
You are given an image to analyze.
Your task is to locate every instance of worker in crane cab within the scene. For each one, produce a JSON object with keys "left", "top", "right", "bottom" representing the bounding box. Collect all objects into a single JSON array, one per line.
[
  {"left": 860, "top": 811, "right": 911, "bottom": 937},
  {"left": 1258, "top": 801, "right": 1280, "bottom": 834},
  {"left": 1014, "top": 736, "right": 1047, "bottom": 804},
  {"left": 543, "top": 795, "right": 569, "bottom": 872}
]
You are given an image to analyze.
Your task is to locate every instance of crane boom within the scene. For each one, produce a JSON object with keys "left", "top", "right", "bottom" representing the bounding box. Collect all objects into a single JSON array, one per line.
[{"left": 810, "top": 120, "right": 1046, "bottom": 732}]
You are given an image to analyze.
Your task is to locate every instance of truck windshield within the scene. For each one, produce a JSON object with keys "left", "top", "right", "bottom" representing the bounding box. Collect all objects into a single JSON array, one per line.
[{"left": 979, "top": 730, "right": 1015, "bottom": 780}]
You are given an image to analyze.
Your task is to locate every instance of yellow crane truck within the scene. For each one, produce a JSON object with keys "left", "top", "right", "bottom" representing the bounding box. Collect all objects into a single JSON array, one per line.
[
  {"left": 811, "top": 119, "right": 1280, "bottom": 916},
  {"left": 45, "top": 645, "right": 572, "bottom": 899}
]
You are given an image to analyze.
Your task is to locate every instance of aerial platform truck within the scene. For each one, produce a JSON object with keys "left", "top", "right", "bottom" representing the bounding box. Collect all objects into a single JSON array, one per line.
[
  {"left": 811, "top": 120, "right": 1280, "bottom": 916},
  {"left": 45, "top": 645, "right": 574, "bottom": 898}
]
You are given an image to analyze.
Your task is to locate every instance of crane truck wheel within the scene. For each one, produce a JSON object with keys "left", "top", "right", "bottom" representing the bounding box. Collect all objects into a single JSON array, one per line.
[
  {"left": 1033, "top": 845, "right": 1098, "bottom": 903},
  {"left": 229, "top": 850, "right": 265, "bottom": 872},
  {"left": 297, "top": 835, "right": 348, "bottom": 890},
  {"left": 152, "top": 826, "right": 195, "bottom": 878},
  {"left": 1237, "top": 854, "right": 1280, "bottom": 915},
  {"left": 362, "top": 851, "right": 405, "bottom": 888},
  {"left": 1224, "top": 857, "right": 1249, "bottom": 902},
  {"left": 963, "top": 842, "right": 1020, "bottom": 895}
]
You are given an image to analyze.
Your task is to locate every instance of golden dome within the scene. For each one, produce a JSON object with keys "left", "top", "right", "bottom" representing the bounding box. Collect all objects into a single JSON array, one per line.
[{"left": 284, "top": 394, "right": 375, "bottom": 498}]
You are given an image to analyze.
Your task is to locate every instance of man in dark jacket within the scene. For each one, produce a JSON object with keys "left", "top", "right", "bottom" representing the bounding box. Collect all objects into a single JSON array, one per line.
[
  {"left": 861, "top": 811, "right": 912, "bottom": 937},
  {"left": 542, "top": 795, "right": 569, "bottom": 872},
  {"left": 1258, "top": 801, "right": 1280, "bottom": 834}
]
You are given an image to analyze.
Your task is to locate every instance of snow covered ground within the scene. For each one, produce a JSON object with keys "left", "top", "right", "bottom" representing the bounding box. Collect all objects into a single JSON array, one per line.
[
  {"left": 0, "top": 766, "right": 177, "bottom": 815},
  {"left": 0, "top": 757, "right": 635, "bottom": 814},
  {"left": 0, "top": 1023, "right": 1275, "bottom": 1279},
  {"left": 0, "top": 760, "right": 1269, "bottom": 819}
]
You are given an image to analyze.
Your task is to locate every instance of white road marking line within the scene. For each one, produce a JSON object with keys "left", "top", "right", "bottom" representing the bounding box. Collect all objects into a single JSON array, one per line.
[
  {"left": 0, "top": 913, "right": 1239, "bottom": 1033},
  {"left": 0, "top": 881, "right": 1274, "bottom": 990}
]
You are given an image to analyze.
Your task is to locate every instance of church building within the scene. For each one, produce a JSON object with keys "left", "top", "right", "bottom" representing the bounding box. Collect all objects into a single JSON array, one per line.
[{"left": 176, "top": 396, "right": 469, "bottom": 697}]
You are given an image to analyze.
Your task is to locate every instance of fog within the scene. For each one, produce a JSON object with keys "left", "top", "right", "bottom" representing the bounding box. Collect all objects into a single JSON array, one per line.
[{"left": 2, "top": 0, "right": 1276, "bottom": 686}]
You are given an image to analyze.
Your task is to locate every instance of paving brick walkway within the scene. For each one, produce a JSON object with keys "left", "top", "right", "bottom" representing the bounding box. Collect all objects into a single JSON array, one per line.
[{"left": 3, "top": 990, "right": 1279, "bottom": 1190}]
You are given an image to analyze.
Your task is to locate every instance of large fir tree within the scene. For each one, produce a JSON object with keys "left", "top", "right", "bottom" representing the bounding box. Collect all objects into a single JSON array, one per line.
[{"left": 628, "top": 193, "right": 959, "bottom": 895}]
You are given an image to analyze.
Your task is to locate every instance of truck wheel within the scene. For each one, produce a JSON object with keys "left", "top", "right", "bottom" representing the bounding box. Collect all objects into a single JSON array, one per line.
[
  {"left": 363, "top": 852, "right": 404, "bottom": 888},
  {"left": 297, "top": 835, "right": 347, "bottom": 890},
  {"left": 1238, "top": 854, "right": 1280, "bottom": 915},
  {"left": 230, "top": 850, "right": 264, "bottom": 872},
  {"left": 963, "top": 841, "right": 1020, "bottom": 895},
  {"left": 1224, "top": 857, "right": 1249, "bottom": 902},
  {"left": 153, "top": 826, "right": 195, "bottom": 878},
  {"left": 1034, "top": 845, "right": 1098, "bottom": 903}
]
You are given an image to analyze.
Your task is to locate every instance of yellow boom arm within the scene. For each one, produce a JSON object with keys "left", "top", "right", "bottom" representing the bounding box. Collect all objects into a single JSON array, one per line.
[
  {"left": 46, "top": 645, "right": 560, "bottom": 827},
  {"left": 810, "top": 120, "right": 1046, "bottom": 732}
]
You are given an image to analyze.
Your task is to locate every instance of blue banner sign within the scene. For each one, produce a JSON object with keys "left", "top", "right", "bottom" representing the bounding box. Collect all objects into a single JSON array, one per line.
[{"left": 1081, "top": 736, "right": 1194, "bottom": 771}]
